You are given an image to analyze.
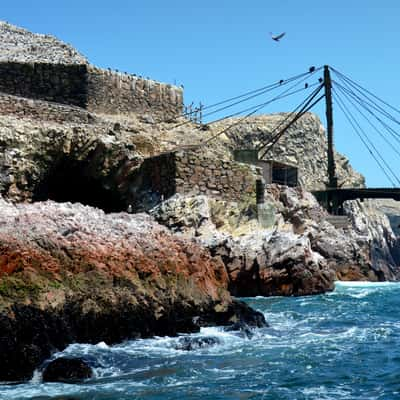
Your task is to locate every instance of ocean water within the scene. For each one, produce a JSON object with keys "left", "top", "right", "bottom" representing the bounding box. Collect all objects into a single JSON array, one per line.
[{"left": 2, "top": 281, "right": 400, "bottom": 400}]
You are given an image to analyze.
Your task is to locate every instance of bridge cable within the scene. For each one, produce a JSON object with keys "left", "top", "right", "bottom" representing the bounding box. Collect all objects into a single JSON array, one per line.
[
  {"left": 168, "top": 67, "right": 322, "bottom": 130},
  {"left": 333, "top": 88, "right": 397, "bottom": 187},
  {"left": 332, "top": 87, "right": 398, "bottom": 186},
  {"left": 331, "top": 69, "right": 400, "bottom": 131},
  {"left": 193, "top": 70, "right": 318, "bottom": 113},
  {"left": 333, "top": 85, "right": 400, "bottom": 185},
  {"left": 195, "top": 81, "right": 323, "bottom": 147},
  {"left": 255, "top": 82, "right": 323, "bottom": 150},
  {"left": 331, "top": 67, "right": 400, "bottom": 119},
  {"left": 332, "top": 78, "right": 400, "bottom": 144},
  {"left": 205, "top": 81, "right": 320, "bottom": 128},
  {"left": 257, "top": 85, "right": 322, "bottom": 151},
  {"left": 178, "top": 67, "right": 323, "bottom": 120},
  {"left": 259, "top": 93, "right": 325, "bottom": 160},
  {"left": 198, "top": 99, "right": 276, "bottom": 146},
  {"left": 332, "top": 80, "right": 400, "bottom": 160},
  {"left": 257, "top": 83, "right": 325, "bottom": 156},
  {"left": 201, "top": 70, "right": 321, "bottom": 122}
]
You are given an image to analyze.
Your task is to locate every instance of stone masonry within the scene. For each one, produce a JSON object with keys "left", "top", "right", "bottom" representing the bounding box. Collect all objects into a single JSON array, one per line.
[
  {"left": 0, "top": 92, "right": 97, "bottom": 124},
  {"left": 86, "top": 66, "right": 183, "bottom": 119},
  {"left": 0, "top": 62, "right": 88, "bottom": 108},
  {"left": 0, "top": 22, "right": 183, "bottom": 120},
  {"left": 130, "top": 150, "right": 262, "bottom": 211}
]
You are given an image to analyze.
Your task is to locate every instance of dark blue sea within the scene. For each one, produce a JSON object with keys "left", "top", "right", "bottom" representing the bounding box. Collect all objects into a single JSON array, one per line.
[{"left": 2, "top": 282, "right": 400, "bottom": 400}]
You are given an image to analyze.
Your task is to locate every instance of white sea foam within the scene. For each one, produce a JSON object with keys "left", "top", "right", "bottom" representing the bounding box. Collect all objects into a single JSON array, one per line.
[
  {"left": 29, "top": 369, "right": 42, "bottom": 384},
  {"left": 2, "top": 290, "right": 400, "bottom": 400},
  {"left": 96, "top": 341, "right": 109, "bottom": 349},
  {"left": 335, "top": 280, "right": 400, "bottom": 288}
]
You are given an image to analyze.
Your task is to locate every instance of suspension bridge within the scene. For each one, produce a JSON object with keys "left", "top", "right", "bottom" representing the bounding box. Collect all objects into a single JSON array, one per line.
[{"left": 165, "top": 65, "right": 400, "bottom": 215}]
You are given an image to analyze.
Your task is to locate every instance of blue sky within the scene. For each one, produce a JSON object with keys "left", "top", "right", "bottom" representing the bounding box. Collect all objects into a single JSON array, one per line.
[{"left": 2, "top": 1, "right": 400, "bottom": 187}]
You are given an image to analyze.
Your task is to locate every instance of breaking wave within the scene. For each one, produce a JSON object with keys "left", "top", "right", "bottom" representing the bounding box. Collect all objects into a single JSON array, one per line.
[{"left": 2, "top": 282, "right": 400, "bottom": 399}]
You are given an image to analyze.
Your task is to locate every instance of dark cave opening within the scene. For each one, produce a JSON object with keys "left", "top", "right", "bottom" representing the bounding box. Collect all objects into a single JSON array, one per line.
[{"left": 33, "top": 157, "right": 126, "bottom": 213}]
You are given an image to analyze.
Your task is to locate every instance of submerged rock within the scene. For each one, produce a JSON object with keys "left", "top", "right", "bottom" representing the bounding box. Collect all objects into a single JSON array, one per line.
[
  {"left": 224, "top": 322, "right": 255, "bottom": 339},
  {"left": 42, "top": 357, "right": 92, "bottom": 383},
  {"left": 175, "top": 336, "right": 221, "bottom": 351}
]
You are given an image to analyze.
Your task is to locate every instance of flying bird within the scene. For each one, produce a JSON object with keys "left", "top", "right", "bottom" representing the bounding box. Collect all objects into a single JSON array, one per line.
[{"left": 270, "top": 32, "right": 286, "bottom": 42}]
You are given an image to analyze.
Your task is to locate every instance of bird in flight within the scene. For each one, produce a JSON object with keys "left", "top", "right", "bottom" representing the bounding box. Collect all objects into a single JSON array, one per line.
[{"left": 270, "top": 32, "right": 286, "bottom": 42}]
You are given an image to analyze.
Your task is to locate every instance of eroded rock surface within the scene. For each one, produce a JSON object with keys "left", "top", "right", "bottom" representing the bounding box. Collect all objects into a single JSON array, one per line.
[
  {"left": 151, "top": 187, "right": 400, "bottom": 296},
  {"left": 0, "top": 21, "right": 87, "bottom": 64},
  {"left": 211, "top": 113, "right": 365, "bottom": 191},
  {"left": 0, "top": 198, "right": 265, "bottom": 381}
]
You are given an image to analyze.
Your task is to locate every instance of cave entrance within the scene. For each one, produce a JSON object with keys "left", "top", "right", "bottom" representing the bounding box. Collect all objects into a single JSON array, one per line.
[{"left": 33, "top": 157, "right": 126, "bottom": 213}]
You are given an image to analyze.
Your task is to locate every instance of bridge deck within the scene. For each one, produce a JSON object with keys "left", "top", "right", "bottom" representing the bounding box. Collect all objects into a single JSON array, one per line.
[
  {"left": 312, "top": 188, "right": 400, "bottom": 213},
  {"left": 313, "top": 188, "right": 400, "bottom": 201}
]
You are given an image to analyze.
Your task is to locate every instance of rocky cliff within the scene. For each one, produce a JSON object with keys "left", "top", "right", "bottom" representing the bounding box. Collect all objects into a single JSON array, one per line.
[
  {"left": 208, "top": 113, "right": 365, "bottom": 190},
  {"left": 0, "top": 21, "right": 87, "bottom": 64},
  {"left": 0, "top": 110, "right": 366, "bottom": 207},
  {"left": 0, "top": 198, "right": 264, "bottom": 381},
  {"left": 151, "top": 187, "right": 400, "bottom": 296}
]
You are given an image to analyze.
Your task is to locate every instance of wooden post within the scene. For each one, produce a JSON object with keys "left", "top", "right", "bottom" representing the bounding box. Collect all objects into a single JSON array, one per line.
[
  {"left": 199, "top": 102, "right": 203, "bottom": 124},
  {"left": 323, "top": 65, "right": 338, "bottom": 189},
  {"left": 256, "top": 179, "right": 265, "bottom": 205}
]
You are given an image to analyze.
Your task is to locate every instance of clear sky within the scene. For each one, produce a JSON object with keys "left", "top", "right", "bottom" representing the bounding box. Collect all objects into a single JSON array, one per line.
[{"left": 2, "top": 1, "right": 400, "bottom": 187}]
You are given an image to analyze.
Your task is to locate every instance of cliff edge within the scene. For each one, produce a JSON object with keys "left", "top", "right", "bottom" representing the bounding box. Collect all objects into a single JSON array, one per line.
[{"left": 0, "top": 21, "right": 88, "bottom": 64}]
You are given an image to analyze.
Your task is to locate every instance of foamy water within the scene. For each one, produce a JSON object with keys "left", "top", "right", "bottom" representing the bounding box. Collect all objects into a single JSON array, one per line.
[{"left": 1, "top": 281, "right": 400, "bottom": 399}]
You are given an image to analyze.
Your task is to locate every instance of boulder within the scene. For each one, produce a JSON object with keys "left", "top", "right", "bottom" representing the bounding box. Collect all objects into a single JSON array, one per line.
[
  {"left": 175, "top": 336, "right": 221, "bottom": 351},
  {"left": 42, "top": 357, "right": 92, "bottom": 383}
]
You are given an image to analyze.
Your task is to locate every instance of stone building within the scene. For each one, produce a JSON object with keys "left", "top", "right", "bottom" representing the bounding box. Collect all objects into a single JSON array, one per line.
[
  {"left": 233, "top": 149, "right": 299, "bottom": 187},
  {"left": 128, "top": 149, "right": 262, "bottom": 211}
]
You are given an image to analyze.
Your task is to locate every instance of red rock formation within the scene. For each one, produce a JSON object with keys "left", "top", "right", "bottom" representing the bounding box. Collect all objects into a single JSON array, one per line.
[{"left": 0, "top": 199, "right": 264, "bottom": 381}]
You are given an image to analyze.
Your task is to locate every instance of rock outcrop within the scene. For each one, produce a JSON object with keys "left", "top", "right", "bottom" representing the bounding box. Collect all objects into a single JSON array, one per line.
[
  {"left": 0, "top": 23, "right": 365, "bottom": 206},
  {"left": 151, "top": 191, "right": 335, "bottom": 296},
  {"left": 151, "top": 187, "right": 400, "bottom": 296},
  {"left": 0, "top": 21, "right": 87, "bottom": 64},
  {"left": 210, "top": 113, "right": 365, "bottom": 191},
  {"left": 342, "top": 199, "right": 400, "bottom": 279},
  {"left": 0, "top": 198, "right": 265, "bottom": 381},
  {"left": 42, "top": 357, "right": 93, "bottom": 383},
  {"left": 371, "top": 199, "right": 400, "bottom": 237}
]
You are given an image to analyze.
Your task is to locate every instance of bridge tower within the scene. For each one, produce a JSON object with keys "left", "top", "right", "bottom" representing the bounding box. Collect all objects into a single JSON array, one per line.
[{"left": 323, "top": 65, "right": 338, "bottom": 189}]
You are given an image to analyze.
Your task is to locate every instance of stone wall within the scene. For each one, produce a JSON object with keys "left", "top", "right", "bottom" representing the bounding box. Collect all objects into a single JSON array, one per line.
[
  {"left": 0, "top": 62, "right": 183, "bottom": 119},
  {"left": 174, "top": 151, "right": 261, "bottom": 200},
  {"left": 130, "top": 150, "right": 261, "bottom": 211},
  {"left": 0, "top": 93, "right": 97, "bottom": 124},
  {"left": 0, "top": 62, "right": 87, "bottom": 107},
  {"left": 0, "top": 23, "right": 183, "bottom": 119},
  {"left": 86, "top": 66, "right": 183, "bottom": 118}
]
